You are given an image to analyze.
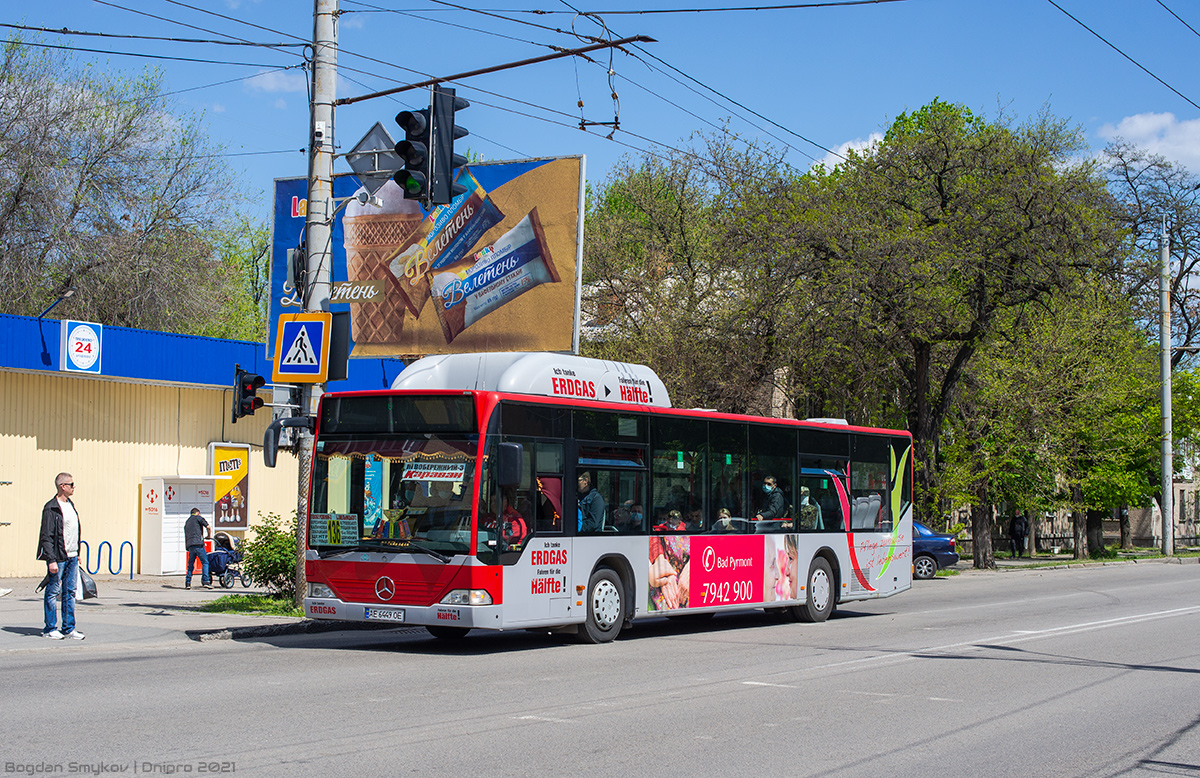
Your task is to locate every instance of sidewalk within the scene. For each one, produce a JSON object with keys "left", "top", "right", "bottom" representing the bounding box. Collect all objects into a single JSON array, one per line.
[
  {"left": 964, "top": 552, "right": 1198, "bottom": 571},
  {"left": 0, "top": 574, "right": 323, "bottom": 653}
]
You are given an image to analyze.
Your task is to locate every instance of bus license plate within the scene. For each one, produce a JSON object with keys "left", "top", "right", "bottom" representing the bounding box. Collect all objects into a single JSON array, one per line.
[{"left": 364, "top": 607, "right": 405, "bottom": 622}]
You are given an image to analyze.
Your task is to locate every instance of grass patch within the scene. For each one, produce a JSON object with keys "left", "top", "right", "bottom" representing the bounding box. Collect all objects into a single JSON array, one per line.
[
  {"left": 199, "top": 594, "right": 303, "bottom": 618},
  {"left": 934, "top": 569, "right": 959, "bottom": 577}
]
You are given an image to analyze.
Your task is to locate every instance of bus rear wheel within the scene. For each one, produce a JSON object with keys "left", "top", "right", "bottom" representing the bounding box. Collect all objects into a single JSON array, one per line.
[
  {"left": 426, "top": 625, "right": 471, "bottom": 639},
  {"left": 792, "top": 557, "right": 835, "bottom": 623},
  {"left": 579, "top": 568, "right": 624, "bottom": 644}
]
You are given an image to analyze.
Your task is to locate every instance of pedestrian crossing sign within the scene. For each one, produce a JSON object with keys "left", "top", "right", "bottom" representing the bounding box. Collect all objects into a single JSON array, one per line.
[{"left": 274, "top": 312, "right": 332, "bottom": 383}]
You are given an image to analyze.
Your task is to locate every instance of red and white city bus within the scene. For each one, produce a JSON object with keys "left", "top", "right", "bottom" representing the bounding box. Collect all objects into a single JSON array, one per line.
[{"left": 298, "top": 352, "right": 913, "bottom": 642}]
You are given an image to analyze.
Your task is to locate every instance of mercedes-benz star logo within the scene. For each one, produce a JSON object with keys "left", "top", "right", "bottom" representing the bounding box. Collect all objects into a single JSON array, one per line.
[{"left": 375, "top": 576, "right": 395, "bottom": 601}]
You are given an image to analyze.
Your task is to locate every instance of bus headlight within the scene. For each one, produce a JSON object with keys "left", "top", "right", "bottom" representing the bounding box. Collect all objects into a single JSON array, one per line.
[
  {"left": 308, "top": 583, "right": 335, "bottom": 598},
  {"left": 441, "top": 589, "right": 493, "bottom": 606}
]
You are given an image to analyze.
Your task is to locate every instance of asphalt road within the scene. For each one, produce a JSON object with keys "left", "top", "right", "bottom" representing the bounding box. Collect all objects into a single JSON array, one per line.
[{"left": 3, "top": 562, "right": 1198, "bottom": 778}]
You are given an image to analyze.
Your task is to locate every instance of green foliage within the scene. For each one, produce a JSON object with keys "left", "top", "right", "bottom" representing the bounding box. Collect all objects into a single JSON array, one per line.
[
  {"left": 199, "top": 594, "right": 302, "bottom": 617},
  {"left": 240, "top": 512, "right": 297, "bottom": 599},
  {"left": 1089, "top": 544, "right": 1120, "bottom": 560},
  {"left": 0, "top": 37, "right": 254, "bottom": 334},
  {"left": 197, "top": 215, "right": 270, "bottom": 342}
]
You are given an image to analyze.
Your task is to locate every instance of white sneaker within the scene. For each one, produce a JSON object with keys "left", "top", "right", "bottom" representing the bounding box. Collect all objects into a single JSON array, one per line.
[
  {"left": 43, "top": 630, "right": 64, "bottom": 640},
  {"left": 0, "top": 587, "right": 12, "bottom": 597},
  {"left": 65, "top": 630, "right": 86, "bottom": 640}
]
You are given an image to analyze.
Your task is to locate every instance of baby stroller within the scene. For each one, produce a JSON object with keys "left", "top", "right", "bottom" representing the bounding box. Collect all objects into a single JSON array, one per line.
[{"left": 208, "top": 532, "right": 249, "bottom": 589}]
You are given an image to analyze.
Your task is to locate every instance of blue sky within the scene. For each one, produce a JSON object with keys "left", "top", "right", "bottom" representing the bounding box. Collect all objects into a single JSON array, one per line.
[{"left": 7, "top": 0, "right": 1200, "bottom": 220}]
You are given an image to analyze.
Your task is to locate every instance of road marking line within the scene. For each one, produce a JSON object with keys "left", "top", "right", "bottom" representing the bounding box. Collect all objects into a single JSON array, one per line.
[
  {"left": 743, "top": 681, "right": 798, "bottom": 689},
  {"left": 747, "top": 604, "right": 1200, "bottom": 682},
  {"left": 514, "top": 715, "right": 577, "bottom": 724}
]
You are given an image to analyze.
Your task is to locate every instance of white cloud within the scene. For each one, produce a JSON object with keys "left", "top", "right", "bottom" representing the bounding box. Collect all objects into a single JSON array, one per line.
[
  {"left": 813, "top": 132, "right": 883, "bottom": 171},
  {"left": 245, "top": 69, "right": 308, "bottom": 94},
  {"left": 212, "top": 103, "right": 226, "bottom": 113},
  {"left": 1098, "top": 112, "right": 1200, "bottom": 174},
  {"left": 274, "top": 98, "right": 287, "bottom": 110}
]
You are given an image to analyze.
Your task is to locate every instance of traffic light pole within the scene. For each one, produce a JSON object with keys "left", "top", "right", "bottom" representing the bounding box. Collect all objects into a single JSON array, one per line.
[{"left": 295, "top": 0, "right": 339, "bottom": 607}]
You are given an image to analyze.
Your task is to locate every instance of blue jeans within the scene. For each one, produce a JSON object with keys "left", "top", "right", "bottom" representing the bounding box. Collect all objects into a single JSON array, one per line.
[
  {"left": 43, "top": 556, "right": 78, "bottom": 635},
  {"left": 185, "top": 545, "right": 210, "bottom": 587}
]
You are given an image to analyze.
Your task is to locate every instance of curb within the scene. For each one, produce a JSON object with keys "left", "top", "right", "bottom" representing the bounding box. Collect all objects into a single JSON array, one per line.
[
  {"left": 185, "top": 619, "right": 424, "bottom": 642},
  {"left": 974, "top": 556, "right": 1198, "bottom": 573}
]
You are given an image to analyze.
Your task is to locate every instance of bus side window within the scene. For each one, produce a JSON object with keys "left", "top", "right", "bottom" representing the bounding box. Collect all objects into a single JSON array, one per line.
[
  {"left": 535, "top": 443, "right": 563, "bottom": 533},
  {"left": 536, "top": 475, "right": 563, "bottom": 533},
  {"left": 798, "top": 462, "right": 846, "bottom": 532}
]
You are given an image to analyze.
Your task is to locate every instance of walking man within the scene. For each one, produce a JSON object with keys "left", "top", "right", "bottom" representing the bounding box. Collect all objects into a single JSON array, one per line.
[
  {"left": 184, "top": 508, "right": 213, "bottom": 590},
  {"left": 37, "top": 472, "right": 84, "bottom": 640},
  {"left": 1008, "top": 512, "right": 1029, "bottom": 559}
]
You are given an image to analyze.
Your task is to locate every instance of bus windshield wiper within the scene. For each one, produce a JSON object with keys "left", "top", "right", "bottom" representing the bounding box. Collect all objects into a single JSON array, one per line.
[
  {"left": 404, "top": 542, "right": 452, "bottom": 563},
  {"left": 318, "top": 545, "right": 368, "bottom": 559}
]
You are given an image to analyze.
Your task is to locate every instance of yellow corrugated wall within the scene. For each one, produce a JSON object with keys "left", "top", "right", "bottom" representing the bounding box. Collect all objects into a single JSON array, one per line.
[{"left": 0, "top": 369, "right": 301, "bottom": 578}]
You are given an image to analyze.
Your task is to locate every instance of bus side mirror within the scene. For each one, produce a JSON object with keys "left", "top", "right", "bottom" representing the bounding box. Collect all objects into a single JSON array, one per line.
[
  {"left": 264, "top": 416, "right": 315, "bottom": 467},
  {"left": 498, "top": 443, "right": 523, "bottom": 487}
]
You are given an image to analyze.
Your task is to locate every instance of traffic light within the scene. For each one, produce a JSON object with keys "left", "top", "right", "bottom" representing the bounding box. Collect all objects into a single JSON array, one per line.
[
  {"left": 393, "top": 107, "right": 430, "bottom": 204},
  {"left": 232, "top": 365, "right": 265, "bottom": 423},
  {"left": 429, "top": 86, "right": 469, "bottom": 206}
]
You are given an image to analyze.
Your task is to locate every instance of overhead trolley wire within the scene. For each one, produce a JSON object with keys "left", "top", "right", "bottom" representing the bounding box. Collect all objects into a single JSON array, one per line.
[
  {"left": 1155, "top": 0, "right": 1200, "bottom": 42},
  {"left": 567, "top": 0, "right": 906, "bottom": 13},
  {"left": 0, "top": 38, "right": 289, "bottom": 68},
  {"left": 0, "top": 22, "right": 303, "bottom": 49},
  {"left": 1046, "top": 0, "right": 1200, "bottom": 113}
]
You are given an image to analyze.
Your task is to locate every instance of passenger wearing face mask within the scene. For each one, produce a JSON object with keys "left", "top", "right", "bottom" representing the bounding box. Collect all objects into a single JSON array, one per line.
[
  {"left": 755, "top": 475, "right": 787, "bottom": 521},
  {"left": 628, "top": 503, "right": 645, "bottom": 532}
]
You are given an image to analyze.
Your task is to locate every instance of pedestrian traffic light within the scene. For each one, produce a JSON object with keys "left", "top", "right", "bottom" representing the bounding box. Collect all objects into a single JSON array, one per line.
[
  {"left": 232, "top": 366, "right": 265, "bottom": 423},
  {"left": 393, "top": 107, "right": 430, "bottom": 204},
  {"left": 429, "top": 86, "right": 469, "bottom": 206}
]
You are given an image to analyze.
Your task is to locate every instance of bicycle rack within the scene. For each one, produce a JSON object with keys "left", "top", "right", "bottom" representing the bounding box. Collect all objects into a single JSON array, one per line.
[{"left": 79, "top": 540, "right": 135, "bottom": 579}]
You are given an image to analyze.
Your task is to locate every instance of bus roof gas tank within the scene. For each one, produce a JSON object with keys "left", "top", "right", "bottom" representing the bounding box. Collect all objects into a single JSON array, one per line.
[{"left": 390, "top": 352, "right": 672, "bottom": 408}]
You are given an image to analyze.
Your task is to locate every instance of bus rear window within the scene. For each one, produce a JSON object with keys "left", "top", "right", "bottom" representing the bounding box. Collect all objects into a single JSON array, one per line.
[{"left": 321, "top": 396, "right": 476, "bottom": 435}]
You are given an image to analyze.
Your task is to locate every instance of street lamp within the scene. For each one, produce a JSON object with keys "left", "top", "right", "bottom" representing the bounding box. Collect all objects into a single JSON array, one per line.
[{"left": 36, "top": 288, "right": 75, "bottom": 319}]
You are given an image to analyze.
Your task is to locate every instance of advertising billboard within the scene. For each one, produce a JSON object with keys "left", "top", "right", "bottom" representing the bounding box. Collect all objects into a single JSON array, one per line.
[
  {"left": 269, "top": 156, "right": 584, "bottom": 359},
  {"left": 208, "top": 443, "right": 250, "bottom": 530}
]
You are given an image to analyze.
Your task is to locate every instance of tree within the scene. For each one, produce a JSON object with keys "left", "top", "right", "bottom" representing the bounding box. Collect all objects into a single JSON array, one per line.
[
  {"left": 940, "top": 287, "right": 1158, "bottom": 564},
  {"left": 0, "top": 39, "right": 259, "bottom": 335},
  {"left": 199, "top": 215, "right": 271, "bottom": 342},
  {"left": 754, "top": 101, "right": 1124, "bottom": 515},
  {"left": 582, "top": 133, "right": 797, "bottom": 414}
]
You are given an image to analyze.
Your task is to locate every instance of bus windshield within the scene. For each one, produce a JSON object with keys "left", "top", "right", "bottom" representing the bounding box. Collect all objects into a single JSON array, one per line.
[{"left": 310, "top": 433, "right": 478, "bottom": 558}]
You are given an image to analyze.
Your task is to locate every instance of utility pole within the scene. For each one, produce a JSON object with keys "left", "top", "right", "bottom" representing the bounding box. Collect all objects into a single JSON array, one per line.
[
  {"left": 1161, "top": 215, "right": 1174, "bottom": 557},
  {"left": 295, "top": 0, "right": 338, "bottom": 605}
]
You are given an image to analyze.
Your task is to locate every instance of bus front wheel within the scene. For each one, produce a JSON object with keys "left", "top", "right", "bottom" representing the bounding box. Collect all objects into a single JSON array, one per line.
[
  {"left": 426, "top": 625, "right": 471, "bottom": 639},
  {"left": 792, "top": 557, "right": 835, "bottom": 623},
  {"left": 579, "top": 568, "right": 625, "bottom": 644}
]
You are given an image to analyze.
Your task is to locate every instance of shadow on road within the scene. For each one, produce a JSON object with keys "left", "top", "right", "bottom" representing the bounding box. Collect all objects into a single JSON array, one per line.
[{"left": 230, "top": 605, "right": 891, "bottom": 654}]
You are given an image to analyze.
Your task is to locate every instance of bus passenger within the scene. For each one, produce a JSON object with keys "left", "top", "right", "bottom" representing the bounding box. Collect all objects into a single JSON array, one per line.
[
  {"left": 500, "top": 493, "right": 528, "bottom": 548},
  {"left": 716, "top": 506, "right": 733, "bottom": 530},
  {"left": 628, "top": 503, "right": 645, "bottom": 531},
  {"left": 654, "top": 509, "right": 685, "bottom": 532},
  {"left": 799, "top": 486, "right": 822, "bottom": 530},
  {"left": 755, "top": 475, "right": 787, "bottom": 520},
  {"left": 685, "top": 507, "right": 704, "bottom": 532},
  {"left": 577, "top": 472, "right": 605, "bottom": 532}
]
